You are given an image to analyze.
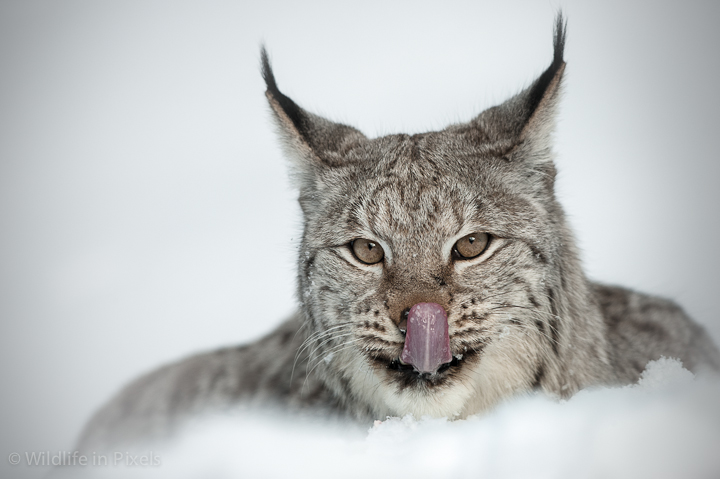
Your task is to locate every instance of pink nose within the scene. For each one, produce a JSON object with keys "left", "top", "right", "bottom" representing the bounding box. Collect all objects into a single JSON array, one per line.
[{"left": 399, "top": 302, "right": 452, "bottom": 374}]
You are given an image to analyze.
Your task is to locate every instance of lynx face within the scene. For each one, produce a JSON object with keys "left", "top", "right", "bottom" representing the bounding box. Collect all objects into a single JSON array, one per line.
[
  {"left": 296, "top": 135, "right": 560, "bottom": 417},
  {"left": 263, "top": 15, "right": 610, "bottom": 418}
]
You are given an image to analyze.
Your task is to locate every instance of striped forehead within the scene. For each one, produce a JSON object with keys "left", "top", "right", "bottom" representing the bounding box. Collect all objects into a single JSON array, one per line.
[{"left": 354, "top": 178, "right": 469, "bottom": 247}]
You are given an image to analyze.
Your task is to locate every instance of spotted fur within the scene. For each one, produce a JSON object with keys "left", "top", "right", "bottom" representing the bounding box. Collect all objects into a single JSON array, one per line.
[{"left": 77, "top": 13, "right": 720, "bottom": 451}]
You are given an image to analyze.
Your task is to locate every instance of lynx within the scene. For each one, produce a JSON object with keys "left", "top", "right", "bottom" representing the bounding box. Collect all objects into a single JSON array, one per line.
[{"left": 78, "top": 14, "right": 720, "bottom": 450}]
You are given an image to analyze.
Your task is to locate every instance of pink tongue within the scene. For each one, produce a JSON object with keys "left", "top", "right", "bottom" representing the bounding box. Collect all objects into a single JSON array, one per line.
[{"left": 400, "top": 302, "right": 452, "bottom": 374}]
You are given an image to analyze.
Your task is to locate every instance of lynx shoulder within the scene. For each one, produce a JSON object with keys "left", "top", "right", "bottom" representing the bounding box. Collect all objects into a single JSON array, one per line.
[{"left": 77, "top": 14, "right": 720, "bottom": 451}]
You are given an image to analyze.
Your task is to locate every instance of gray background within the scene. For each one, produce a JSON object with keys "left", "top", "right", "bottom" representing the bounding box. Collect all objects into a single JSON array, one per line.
[{"left": 1, "top": 1, "right": 719, "bottom": 477}]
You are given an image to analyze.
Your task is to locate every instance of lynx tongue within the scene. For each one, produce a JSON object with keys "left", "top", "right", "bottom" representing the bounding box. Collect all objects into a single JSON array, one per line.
[{"left": 400, "top": 302, "right": 451, "bottom": 374}]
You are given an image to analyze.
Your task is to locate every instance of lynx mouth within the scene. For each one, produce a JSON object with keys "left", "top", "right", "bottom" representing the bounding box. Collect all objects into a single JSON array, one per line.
[{"left": 387, "top": 355, "right": 462, "bottom": 377}]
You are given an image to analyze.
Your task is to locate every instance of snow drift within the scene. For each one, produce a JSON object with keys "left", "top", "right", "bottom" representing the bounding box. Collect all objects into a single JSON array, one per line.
[{"left": 57, "top": 357, "right": 719, "bottom": 479}]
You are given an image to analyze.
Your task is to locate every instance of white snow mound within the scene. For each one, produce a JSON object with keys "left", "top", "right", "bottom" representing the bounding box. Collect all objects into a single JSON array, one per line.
[{"left": 86, "top": 358, "right": 720, "bottom": 479}]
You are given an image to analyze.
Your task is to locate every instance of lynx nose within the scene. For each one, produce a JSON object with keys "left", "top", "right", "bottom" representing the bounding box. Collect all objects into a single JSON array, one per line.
[{"left": 399, "top": 302, "right": 452, "bottom": 374}]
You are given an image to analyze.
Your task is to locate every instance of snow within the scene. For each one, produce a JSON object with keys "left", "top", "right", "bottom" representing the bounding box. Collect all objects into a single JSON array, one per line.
[{"left": 83, "top": 358, "right": 720, "bottom": 479}]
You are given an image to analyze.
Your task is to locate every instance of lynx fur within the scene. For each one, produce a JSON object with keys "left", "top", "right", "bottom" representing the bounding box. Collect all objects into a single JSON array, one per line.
[{"left": 78, "top": 14, "right": 720, "bottom": 450}]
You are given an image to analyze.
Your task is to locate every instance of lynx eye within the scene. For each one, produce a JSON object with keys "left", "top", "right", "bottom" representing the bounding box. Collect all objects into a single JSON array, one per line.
[
  {"left": 453, "top": 232, "right": 489, "bottom": 259},
  {"left": 351, "top": 238, "right": 385, "bottom": 265}
]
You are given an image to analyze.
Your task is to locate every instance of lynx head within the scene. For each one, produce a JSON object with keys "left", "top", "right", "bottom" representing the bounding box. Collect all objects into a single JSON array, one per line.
[{"left": 262, "top": 14, "right": 610, "bottom": 419}]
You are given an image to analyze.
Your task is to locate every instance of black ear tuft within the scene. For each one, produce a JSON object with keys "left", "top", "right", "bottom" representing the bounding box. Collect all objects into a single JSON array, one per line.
[
  {"left": 260, "top": 46, "right": 308, "bottom": 138},
  {"left": 553, "top": 11, "right": 567, "bottom": 68},
  {"left": 259, "top": 46, "right": 275, "bottom": 91},
  {"left": 525, "top": 11, "right": 567, "bottom": 121}
]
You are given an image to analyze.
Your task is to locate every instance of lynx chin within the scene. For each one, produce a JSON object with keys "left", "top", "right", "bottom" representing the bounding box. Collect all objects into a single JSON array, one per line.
[{"left": 78, "top": 13, "right": 720, "bottom": 451}]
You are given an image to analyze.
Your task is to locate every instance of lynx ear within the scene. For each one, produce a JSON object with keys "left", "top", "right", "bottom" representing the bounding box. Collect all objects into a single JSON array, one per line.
[
  {"left": 469, "top": 13, "right": 567, "bottom": 163},
  {"left": 261, "top": 47, "right": 367, "bottom": 181}
]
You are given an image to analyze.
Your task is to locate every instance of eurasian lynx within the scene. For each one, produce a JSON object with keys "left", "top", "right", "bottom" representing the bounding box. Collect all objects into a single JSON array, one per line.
[{"left": 78, "top": 14, "right": 720, "bottom": 450}]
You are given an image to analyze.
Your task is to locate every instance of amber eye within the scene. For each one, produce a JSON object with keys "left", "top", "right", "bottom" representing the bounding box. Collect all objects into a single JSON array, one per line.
[
  {"left": 453, "top": 232, "right": 489, "bottom": 259},
  {"left": 351, "top": 238, "right": 385, "bottom": 264}
]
